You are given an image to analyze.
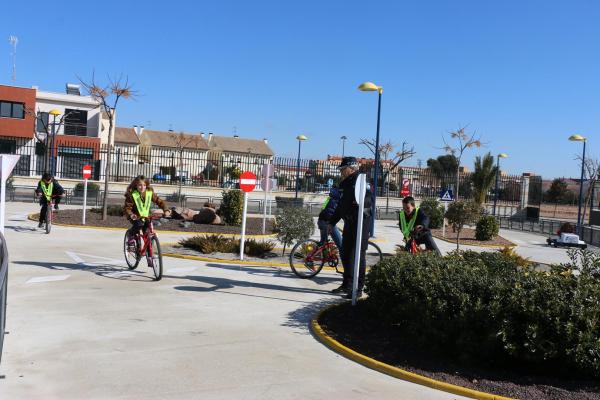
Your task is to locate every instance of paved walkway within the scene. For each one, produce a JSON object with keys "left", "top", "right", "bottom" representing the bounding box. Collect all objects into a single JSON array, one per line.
[{"left": 0, "top": 203, "right": 466, "bottom": 400}]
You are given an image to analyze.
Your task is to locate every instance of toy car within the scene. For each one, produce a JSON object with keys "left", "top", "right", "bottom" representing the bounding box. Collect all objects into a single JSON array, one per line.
[{"left": 547, "top": 232, "right": 587, "bottom": 249}]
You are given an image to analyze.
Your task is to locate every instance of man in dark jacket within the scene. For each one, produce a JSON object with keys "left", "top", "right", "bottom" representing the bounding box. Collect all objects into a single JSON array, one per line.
[
  {"left": 34, "top": 173, "right": 65, "bottom": 228},
  {"left": 328, "top": 157, "right": 372, "bottom": 298},
  {"left": 317, "top": 187, "right": 342, "bottom": 250},
  {"left": 399, "top": 196, "right": 440, "bottom": 253}
]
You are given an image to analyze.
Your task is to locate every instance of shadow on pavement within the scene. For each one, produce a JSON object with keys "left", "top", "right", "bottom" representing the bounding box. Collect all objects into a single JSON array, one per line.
[
  {"left": 12, "top": 260, "right": 154, "bottom": 282},
  {"left": 202, "top": 262, "right": 340, "bottom": 285},
  {"left": 282, "top": 298, "right": 342, "bottom": 332}
]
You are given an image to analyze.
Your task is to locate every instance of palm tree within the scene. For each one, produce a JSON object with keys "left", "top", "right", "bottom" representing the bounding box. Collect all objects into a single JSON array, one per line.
[{"left": 471, "top": 152, "right": 498, "bottom": 205}]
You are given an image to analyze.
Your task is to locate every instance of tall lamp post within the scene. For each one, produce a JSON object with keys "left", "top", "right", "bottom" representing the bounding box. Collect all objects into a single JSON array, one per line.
[
  {"left": 295, "top": 134, "right": 308, "bottom": 199},
  {"left": 358, "top": 81, "right": 383, "bottom": 237},
  {"left": 340, "top": 135, "right": 347, "bottom": 158},
  {"left": 492, "top": 153, "right": 508, "bottom": 216},
  {"left": 48, "top": 109, "right": 61, "bottom": 175},
  {"left": 569, "top": 134, "right": 587, "bottom": 236}
]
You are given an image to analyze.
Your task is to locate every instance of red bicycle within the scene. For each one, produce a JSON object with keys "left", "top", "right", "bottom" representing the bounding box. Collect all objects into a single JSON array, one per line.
[{"left": 123, "top": 215, "right": 164, "bottom": 280}]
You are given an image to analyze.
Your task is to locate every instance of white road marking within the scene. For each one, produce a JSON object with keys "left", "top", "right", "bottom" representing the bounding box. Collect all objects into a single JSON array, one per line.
[
  {"left": 104, "top": 271, "right": 144, "bottom": 278},
  {"left": 65, "top": 251, "right": 126, "bottom": 266},
  {"left": 26, "top": 275, "right": 70, "bottom": 284}
]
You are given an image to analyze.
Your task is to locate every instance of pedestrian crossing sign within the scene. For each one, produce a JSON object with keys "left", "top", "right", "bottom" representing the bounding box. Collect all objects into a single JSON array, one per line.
[{"left": 439, "top": 189, "right": 454, "bottom": 202}]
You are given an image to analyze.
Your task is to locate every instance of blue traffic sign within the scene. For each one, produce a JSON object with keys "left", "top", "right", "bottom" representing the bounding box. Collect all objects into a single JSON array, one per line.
[{"left": 439, "top": 189, "right": 454, "bottom": 202}]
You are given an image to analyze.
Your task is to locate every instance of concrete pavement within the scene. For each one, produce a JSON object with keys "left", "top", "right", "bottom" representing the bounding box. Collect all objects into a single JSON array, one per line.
[{"left": 0, "top": 202, "right": 466, "bottom": 400}]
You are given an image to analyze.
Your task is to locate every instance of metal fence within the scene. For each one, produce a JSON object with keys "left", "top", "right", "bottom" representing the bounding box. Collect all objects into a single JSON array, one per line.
[{"left": 4, "top": 139, "right": 531, "bottom": 203}]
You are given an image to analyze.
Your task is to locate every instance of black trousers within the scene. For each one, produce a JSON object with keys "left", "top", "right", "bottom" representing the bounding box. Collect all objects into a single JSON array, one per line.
[
  {"left": 340, "top": 216, "right": 371, "bottom": 290},
  {"left": 126, "top": 219, "right": 151, "bottom": 238},
  {"left": 405, "top": 231, "right": 441, "bottom": 254},
  {"left": 38, "top": 196, "right": 62, "bottom": 223}
]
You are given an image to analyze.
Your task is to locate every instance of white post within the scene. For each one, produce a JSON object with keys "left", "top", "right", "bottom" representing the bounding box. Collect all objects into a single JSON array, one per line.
[
  {"left": 442, "top": 202, "right": 448, "bottom": 238},
  {"left": 0, "top": 178, "right": 5, "bottom": 235},
  {"left": 352, "top": 174, "right": 367, "bottom": 306},
  {"left": 82, "top": 178, "right": 88, "bottom": 225},
  {"left": 240, "top": 192, "right": 249, "bottom": 260},
  {"left": 262, "top": 185, "right": 268, "bottom": 234}
]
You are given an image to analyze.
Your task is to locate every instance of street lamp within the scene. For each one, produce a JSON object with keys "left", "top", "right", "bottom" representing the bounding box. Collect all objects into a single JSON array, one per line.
[
  {"left": 358, "top": 81, "right": 383, "bottom": 237},
  {"left": 569, "top": 134, "right": 587, "bottom": 236},
  {"left": 492, "top": 153, "right": 509, "bottom": 216},
  {"left": 48, "top": 109, "right": 61, "bottom": 175},
  {"left": 295, "top": 134, "right": 308, "bottom": 199},
  {"left": 340, "top": 135, "right": 347, "bottom": 157}
]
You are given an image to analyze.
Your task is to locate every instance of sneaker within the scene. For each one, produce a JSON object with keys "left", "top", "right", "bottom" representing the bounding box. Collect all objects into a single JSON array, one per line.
[
  {"left": 38, "top": 221, "right": 43, "bottom": 228},
  {"left": 331, "top": 285, "right": 349, "bottom": 294}
]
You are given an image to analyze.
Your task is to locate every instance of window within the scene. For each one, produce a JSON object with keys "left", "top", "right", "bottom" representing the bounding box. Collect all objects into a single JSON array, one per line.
[
  {"left": 0, "top": 101, "right": 25, "bottom": 119},
  {"left": 36, "top": 112, "right": 49, "bottom": 133},
  {"left": 64, "top": 108, "right": 88, "bottom": 136}
]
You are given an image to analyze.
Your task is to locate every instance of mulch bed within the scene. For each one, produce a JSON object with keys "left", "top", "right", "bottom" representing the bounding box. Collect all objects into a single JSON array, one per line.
[
  {"left": 431, "top": 227, "right": 515, "bottom": 247},
  {"left": 35, "top": 209, "right": 275, "bottom": 235},
  {"left": 319, "top": 302, "right": 600, "bottom": 400}
]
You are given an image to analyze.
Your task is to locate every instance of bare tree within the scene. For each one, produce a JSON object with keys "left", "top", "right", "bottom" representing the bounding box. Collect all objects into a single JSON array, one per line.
[
  {"left": 169, "top": 131, "right": 201, "bottom": 205},
  {"left": 441, "top": 127, "right": 483, "bottom": 199},
  {"left": 359, "top": 138, "right": 416, "bottom": 195},
  {"left": 79, "top": 74, "right": 135, "bottom": 220}
]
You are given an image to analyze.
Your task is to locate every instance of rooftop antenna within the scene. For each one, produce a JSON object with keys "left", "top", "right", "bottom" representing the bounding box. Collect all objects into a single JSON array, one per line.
[
  {"left": 8, "top": 35, "right": 17, "bottom": 83},
  {"left": 233, "top": 126, "right": 237, "bottom": 135}
]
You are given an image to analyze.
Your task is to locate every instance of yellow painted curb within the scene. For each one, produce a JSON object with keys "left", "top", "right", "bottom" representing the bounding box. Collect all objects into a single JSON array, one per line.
[
  {"left": 27, "top": 213, "right": 277, "bottom": 238},
  {"left": 311, "top": 304, "right": 514, "bottom": 400},
  {"left": 432, "top": 234, "right": 516, "bottom": 250}
]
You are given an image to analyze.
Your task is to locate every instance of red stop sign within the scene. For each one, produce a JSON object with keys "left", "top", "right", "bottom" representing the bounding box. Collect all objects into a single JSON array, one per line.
[
  {"left": 239, "top": 171, "right": 257, "bottom": 192},
  {"left": 83, "top": 165, "right": 92, "bottom": 179},
  {"left": 400, "top": 178, "right": 410, "bottom": 197}
]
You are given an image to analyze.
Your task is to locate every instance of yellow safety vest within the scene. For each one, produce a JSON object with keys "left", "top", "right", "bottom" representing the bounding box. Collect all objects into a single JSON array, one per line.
[
  {"left": 132, "top": 190, "right": 153, "bottom": 218},
  {"left": 40, "top": 181, "right": 53, "bottom": 201},
  {"left": 399, "top": 208, "right": 419, "bottom": 240}
]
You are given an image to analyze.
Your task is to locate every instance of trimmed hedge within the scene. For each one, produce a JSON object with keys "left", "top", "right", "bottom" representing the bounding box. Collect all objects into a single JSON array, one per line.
[
  {"left": 365, "top": 249, "right": 600, "bottom": 378},
  {"left": 418, "top": 198, "right": 445, "bottom": 229},
  {"left": 220, "top": 189, "right": 244, "bottom": 225},
  {"left": 475, "top": 215, "right": 500, "bottom": 241}
]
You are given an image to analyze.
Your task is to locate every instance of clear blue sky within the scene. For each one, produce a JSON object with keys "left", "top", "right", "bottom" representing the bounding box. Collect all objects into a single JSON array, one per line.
[{"left": 2, "top": 0, "right": 599, "bottom": 178}]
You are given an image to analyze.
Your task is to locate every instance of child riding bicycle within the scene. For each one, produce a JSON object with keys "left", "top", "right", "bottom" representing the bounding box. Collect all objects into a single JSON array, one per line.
[
  {"left": 124, "top": 176, "right": 171, "bottom": 243},
  {"left": 399, "top": 196, "right": 440, "bottom": 254},
  {"left": 34, "top": 173, "right": 65, "bottom": 228}
]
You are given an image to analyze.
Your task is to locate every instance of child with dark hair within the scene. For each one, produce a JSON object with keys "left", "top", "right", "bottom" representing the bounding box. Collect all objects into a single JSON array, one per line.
[{"left": 34, "top": 173, "right": 65, "bottom": 228}]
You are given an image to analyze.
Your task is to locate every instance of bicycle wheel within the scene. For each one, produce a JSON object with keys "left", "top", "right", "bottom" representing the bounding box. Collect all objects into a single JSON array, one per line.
[
  {"left": 366, "top": 241, "right": 383, "bottom": 266},
  {"left": 45, "top": 209, "right": 52, "bottom": 234},
  {"left": 147, "top": 235, "right": 163, "bottom": 281},
  {"left": 289, "top": 239, "right": 325, "bottom": 278},
  {"left": 123, "top": 232, "right": 140, "bottom": 270}
]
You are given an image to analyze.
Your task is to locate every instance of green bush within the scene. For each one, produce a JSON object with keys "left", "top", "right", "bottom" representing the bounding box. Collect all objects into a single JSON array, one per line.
[
  {"left": 475, "top": 215, "right": 500, "bottom": 241},
  {"left": 275, "top": 206, "right": 315, "bottom": 255},
  {"left": 74, "top": 181, "right": 100, "bottom": 193},
  {"left": 179, "top": 235, "right": 275, "bottom": 257},
  {"left": 418, "top": 198, "right": 445, "bottom": 229},
  {"left": 445, "top": 200, "right": 482, "bottom": 249},
  {"left": 90, "top": 205, "right": 123, "bottom": 216},
  {"left": 365, "top": 249, "right": 600, "bottom": 378},
  {"left": 220, "top": 189, "right": 244, "bottom": 225}
]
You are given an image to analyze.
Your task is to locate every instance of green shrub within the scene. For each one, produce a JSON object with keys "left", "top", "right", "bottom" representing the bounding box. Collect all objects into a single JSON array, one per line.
[
  {"left": 497, "top": 246, "right": 532, "bottom": 267},
  {"left": 445, "top": 200, "right": 482, "bottom": 249},
  {"left": 475, "top": 215, "right": 499, "bottom": 241},
  {"left": 418, "top": 198, "right": 445, "bottom": 229},
  {"left": 179, "top": 235, "right": 275, "bottom": 257},
  {"left": 275, "top": 206, "right": 315, "bottom": 255},
  {"left": 90, "top": 205, "right": 123, "bottom": 216},
  {"left": 179, "top": 234, "right": 237, "bottom": 254},
  {"left": 365, "top": 249, "right": 600, "bottom": 378},
  {"left": 74, "top": 181, "right": 100, "bottom": 193},
  {"left": 220, "top": 189, "right": 244, "bottom": 225}
]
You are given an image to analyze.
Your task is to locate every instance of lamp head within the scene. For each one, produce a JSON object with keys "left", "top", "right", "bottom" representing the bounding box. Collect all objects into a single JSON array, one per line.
[
  {"left": 341, "top": 135, "right": 347, "bottom": 140},
  {"left": 569, "top": 134, "right": 587, "bottom": 142},
  {"left": 296, "top": 134, "right": 308, "bottom": 141},
  {"left": 358, "top": 82, "right": 382, "bottom": 93},
  {"left": 498, "top": 153, "right": 508, "bottom": 158},
  {"left": 49, "top": 109, "right": 61, "bottom": 116}
]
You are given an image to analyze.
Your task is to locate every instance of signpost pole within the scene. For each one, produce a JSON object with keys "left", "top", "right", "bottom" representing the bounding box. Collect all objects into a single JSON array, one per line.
[
  {"left": 352, "top": 173, "right": 367, "bottom": 306},
  {"left": 240, "top": 192, "right": 248, "bottom": 261},
  {"left": 83, "top": 178, "right": 88, "bottom": 225}
]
